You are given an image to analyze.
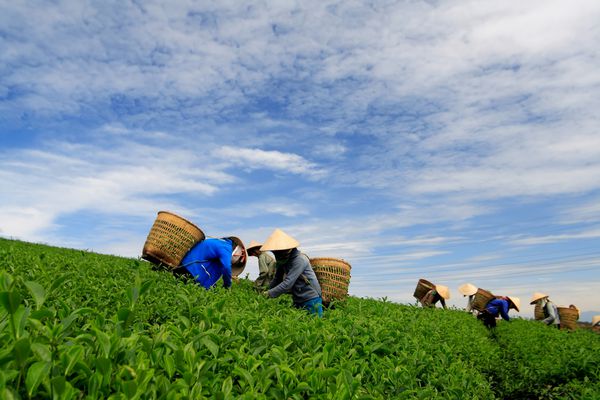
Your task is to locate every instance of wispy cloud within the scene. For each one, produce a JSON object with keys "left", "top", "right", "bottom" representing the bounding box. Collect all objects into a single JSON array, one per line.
[
  {"left": 214, "top": 146, "right": 324, "bottom": 178},
  {"left": 508, "top": 228, "right": 600, "bottom": 246},
  {"left": 558, "top": 197, "right": 600, "bottom": 224},
  {"left": 0, "top": 133, "right": 237, "bottom": 240}
]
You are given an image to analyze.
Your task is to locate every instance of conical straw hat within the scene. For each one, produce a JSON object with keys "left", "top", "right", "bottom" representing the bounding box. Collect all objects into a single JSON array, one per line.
[
  {"left": 529, "top": 292, "right": 548, "bottom": 305},
  {"left": 246, "top": 240, "right": 262, "bottom": 251},
  {"left": 260, "top": 228, "right": 300, "bottom": 251},
  {"left": 458, "top": 283, "right": 477, "bottom": 296},
  {"left": 435, "top": 284, "right": 450, "bottom": 300},
  {"left": 507, "top": 296, "right": 521, "bottom": 312},
  {"left": 226, "top": 237, "right": 247, "bottom": 276},
  {"left": 592, "top": 315, "right": 600, "bottom": 327}
]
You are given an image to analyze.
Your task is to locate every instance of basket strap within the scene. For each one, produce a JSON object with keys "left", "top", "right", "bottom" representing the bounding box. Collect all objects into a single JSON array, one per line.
[{"left": 300, "top": 273, "right": 322, "bottom": 297}]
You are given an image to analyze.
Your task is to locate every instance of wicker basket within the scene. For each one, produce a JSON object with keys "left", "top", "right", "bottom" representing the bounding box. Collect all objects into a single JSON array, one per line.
[
  {"left": 472, "top": 288, "right": 496, "bottom": 312},
  {"left": 142, "top": 211, "right": 205, "bottom": 268},
  {"left": 309, "top": 258, "right": 351, "bottom": 304},
  {"left": 557, "top": 307, "right": 579, "bottom": 331},
  {"left": 413, "top": 279, "right": 435, "bottom": 300},
  {"left": 534, "top": 302, "right": 545, "bottom": 320}
]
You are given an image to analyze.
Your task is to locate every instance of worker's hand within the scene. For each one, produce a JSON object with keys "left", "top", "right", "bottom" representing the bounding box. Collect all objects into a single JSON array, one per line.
[
  {"left": 261, "top": 291, "right": 270, "bottom": 298},
  {"left": 232, "top": 276, "right": 240, "bottom": 284}
]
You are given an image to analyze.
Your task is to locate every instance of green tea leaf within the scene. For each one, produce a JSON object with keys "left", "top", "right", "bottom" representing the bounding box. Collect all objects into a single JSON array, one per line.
[
  {"left": 221, "top": 376, "right": 232, "bottom": 395},
  {"left": 26, "top": 361, "right": 51, "bottom": 397},
  {"left": 31, "top": 343, "right": 51, "bottom": 363},
  {"left": 51, "top": 375, "right": 66, "bottom": 396},
  {"left": 233, "top": 366, "right": 254, "bottom": 388},
  {"left": 49, "top": 274, "right": 70, "bottom": 294},
  {"left": 12, "top": 305, "right": 30, "bottom": 339},
  {"left": 0, "top": 291, "right": 22, "bottom": 314},
  {"left": 201, "top": 337, "right": 219, "bottom": 358},
  {"left": 25, "top": 281, "right": 46, "bottom": 310},
  {"left": 118, "top": 308, "right": 133, "bottom": 326},
  {"left": 14, "top": 337, "right": 31, "bottom": 366},
  {"left": 93, "top": 329, "right": 111, "bottom": 357},
  {"left": 65, "top": 345, "right": 84, "bottom": 376},
  {"left": 122, "top": 380, "right": 138, "bottom": 398}
]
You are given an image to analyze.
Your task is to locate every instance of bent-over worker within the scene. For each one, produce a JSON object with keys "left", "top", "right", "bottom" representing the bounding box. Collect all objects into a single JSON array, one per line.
[
  {"left": 477, "top": 296, "right": 520, "bottom": 329},
  {"left": 459, "top": 283, "right": 478, "bottom": 314},
  {"left": 260, "top": 228, "right": 323, "bottom": 317},
  {"left": 420, "top": 284, "right": 450, "bottom": 309},
  {"left": 178, "top": 237, "right": 246, "bottom": 289},
  {"left": 530, "top": 292, "right": 560, "bottom": 328},
  {"left": 247, "top": 240, "right": 276, "bottom": 291}
]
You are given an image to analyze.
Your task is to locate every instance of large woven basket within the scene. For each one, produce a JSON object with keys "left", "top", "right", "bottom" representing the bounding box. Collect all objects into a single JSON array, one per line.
[
  {"left": 557, "top": 307, "right": 579, "bottom": 331},
  {"left": 309, "top": 258, "right": 351, "bottom": 304},
  {"left": 534, "top": 302, "right": 545, "bottom": 320},
  {"left": 142, "top": 211, "right": 205, "bottom": 268},
  {"left": 472, "top": 288, "right": 496, "bottom": 312},
  {"left": 413, "top": 278, "right": 435, "bottom": 300}
]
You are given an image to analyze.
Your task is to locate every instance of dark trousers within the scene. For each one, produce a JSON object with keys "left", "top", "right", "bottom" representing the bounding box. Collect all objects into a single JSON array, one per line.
[{"left": 477, "top": 310, "right": 497, "bottom": 328}]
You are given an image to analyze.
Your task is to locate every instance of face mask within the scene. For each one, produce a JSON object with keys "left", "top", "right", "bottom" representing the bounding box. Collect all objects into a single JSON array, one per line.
[
  {"left": 231, "top": 246, "right": 245, "bottom": 265},
  {"left": 272, "top": 249, "right": 292, "bottom": 261}
]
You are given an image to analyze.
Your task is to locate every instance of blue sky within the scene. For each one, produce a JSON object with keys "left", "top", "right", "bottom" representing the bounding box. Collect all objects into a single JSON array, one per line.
[{"left": 1, "top": 0, "right": 599, "bottom": 320}]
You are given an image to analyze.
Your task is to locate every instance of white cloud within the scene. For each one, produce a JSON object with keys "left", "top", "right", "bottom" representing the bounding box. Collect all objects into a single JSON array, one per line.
[
  {"left": 558, "top": 197, "right": 600, "bottom": 224},
  {"left": 508, "top": 229, "right": 600, "bottom": 246},
  {"left": 0, "top": 134, "right": 236, "bottom": 242},
  {"left": 214, "top": 146, "right": 324, "bottom": 178}
]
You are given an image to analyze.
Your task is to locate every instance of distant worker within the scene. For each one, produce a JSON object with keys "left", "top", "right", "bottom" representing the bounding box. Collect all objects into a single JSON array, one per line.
[
  {"left": 260, "top": 228, "right": 323, "bottom": 317},
  {"left": 477, "top": 296, "right": 520, "bottom": 328},
  {"left": 592, "top": 316, "right": 600, "bottom": 331},
  {"left": 530, "top": 292, "right": 560, "bottom": 328},
  {"left": 177, "top": 237, "right": 246, "bottom": 289},
  {"left": 420, "top": 284, "right": 450, "bottom": 309},
  {"left": 458, "top": 283, "right": 478, "bottom": 314},
  {"left": 246, "top": 240, "right": 276, "bottom": 291},
  {"left": 569, "top": 304, "right": 580, "bottom": 320}
]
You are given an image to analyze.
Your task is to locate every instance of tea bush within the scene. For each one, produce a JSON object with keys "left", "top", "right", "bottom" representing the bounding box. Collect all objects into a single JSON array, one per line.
[{"left": 0, "top": 238, "right": 598, "bottom": 399}]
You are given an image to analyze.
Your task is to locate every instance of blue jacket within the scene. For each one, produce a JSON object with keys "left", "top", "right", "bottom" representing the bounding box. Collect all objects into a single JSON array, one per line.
[
  {"left": 180, "top": 238, "right": 233, "bottom": 289},
  {"left": 486, "top": 298, "right": 511, "bottom": 321}
]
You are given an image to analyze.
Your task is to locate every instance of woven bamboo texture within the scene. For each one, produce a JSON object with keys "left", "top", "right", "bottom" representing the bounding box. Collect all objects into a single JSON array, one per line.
[
  {"left": 142, "top": 211, "right": 205, "bottom": 268},
  {"left": 309, "top": 258, "right": 351, "bottom": 304},
  {"left": 472, "top": 288, "right": 496, "bottom": 312},
  {"left": 534, "top": 302, "right": 545, "bottom": 320},
  {"left": 557, "top": 307, "right": 579, "bottom": 330},
  {"left": 413, "top": 279, "right": 435, "bottom": 300}
]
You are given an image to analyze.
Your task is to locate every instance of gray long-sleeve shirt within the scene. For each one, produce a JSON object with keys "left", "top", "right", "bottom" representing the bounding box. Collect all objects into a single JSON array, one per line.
[
  {"left": 253, "top": 252, "right": 276, "bottom": 289},
  {"left": 267, "top": 248, "right": 322, "bottom": 305},
  {"left": 542, "top": 300, "right": 560, "bottom": 325}
]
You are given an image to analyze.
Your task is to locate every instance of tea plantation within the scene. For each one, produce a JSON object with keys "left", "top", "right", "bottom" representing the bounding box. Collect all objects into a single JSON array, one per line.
[{"left": 0, "top": 238, "right": 599, "bottom": 399}]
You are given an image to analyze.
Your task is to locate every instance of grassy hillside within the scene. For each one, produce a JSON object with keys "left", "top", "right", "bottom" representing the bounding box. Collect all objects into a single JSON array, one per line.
[{"left": 0, "top": 238, "right": 599, "bottom": 399}]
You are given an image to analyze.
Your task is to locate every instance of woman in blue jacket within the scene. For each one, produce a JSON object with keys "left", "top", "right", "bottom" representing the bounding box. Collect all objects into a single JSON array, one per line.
[
  {"left": 478, "top": 295, "right": 520, "bottom": 328},
  {"left": 178, "top": 237, "right": 246, "bottom": 289}
]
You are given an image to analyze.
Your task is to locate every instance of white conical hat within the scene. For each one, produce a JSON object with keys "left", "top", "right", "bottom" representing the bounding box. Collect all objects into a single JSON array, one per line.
[
  {"left": 592, "top": 315, "right": 600, "bottom": 327},
  {"left": 458, "top": 283, "right": 477, "bottom": 296},
  {"left": 529, "top": 292, "right": 548, "bottom": 305},
  {"left": 246, "top": 240, "right": 262, "bottom": 251},
  {"left": 260, "top": 228, "right": 300, "bottom": 251},
  {"left": 507, "top": 296, "right": 521, "bottom": 312},
  {"left": 435, "top": 284, "right": 450, "bottom": 300}
]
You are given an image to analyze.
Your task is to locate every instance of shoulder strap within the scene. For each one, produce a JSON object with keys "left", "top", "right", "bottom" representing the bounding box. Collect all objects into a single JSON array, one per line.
[{"left": 300, "top": 272, "right": 322, "bottom": 296}]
